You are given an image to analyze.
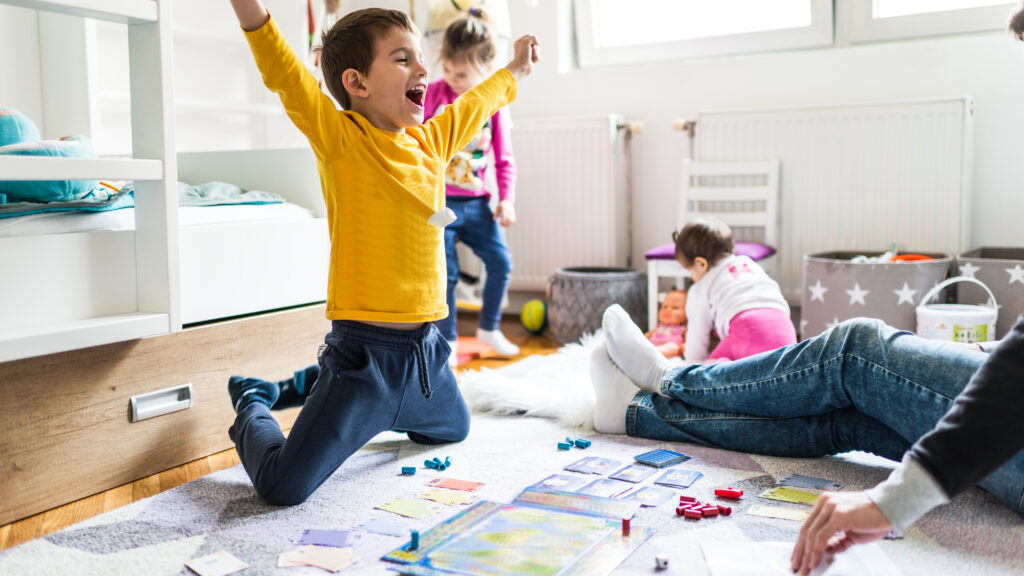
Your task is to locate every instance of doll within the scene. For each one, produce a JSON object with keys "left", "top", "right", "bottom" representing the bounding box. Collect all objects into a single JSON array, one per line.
[{"left": 645, "top": 289, "right": 687, "bottom": 359}]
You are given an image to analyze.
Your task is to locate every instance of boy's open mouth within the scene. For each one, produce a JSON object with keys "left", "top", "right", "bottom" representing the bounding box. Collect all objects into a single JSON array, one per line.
[{"left": 406, "top": 85, "right": 425, "bottom": 107}]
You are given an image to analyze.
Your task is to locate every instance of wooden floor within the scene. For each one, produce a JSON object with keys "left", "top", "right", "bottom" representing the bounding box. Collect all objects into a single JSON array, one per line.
[{"left": 0, "top": 315, "right": 558, "bottom": 552}]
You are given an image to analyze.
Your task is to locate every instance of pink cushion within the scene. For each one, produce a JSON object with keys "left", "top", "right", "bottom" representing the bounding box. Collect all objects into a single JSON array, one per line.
[{"left": 644, "top": 241, "right": 776, "bottom": 262}]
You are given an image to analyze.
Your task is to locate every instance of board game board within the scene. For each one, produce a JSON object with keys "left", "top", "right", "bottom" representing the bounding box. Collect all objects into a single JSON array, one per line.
[{"left": 383, "top": 488, "right": 654, "bottom": 576}]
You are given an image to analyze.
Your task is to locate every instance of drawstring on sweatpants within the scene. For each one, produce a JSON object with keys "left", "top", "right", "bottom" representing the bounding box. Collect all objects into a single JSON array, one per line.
[{"left": 412, "top": 339, "right": 432, "bottom": 398}]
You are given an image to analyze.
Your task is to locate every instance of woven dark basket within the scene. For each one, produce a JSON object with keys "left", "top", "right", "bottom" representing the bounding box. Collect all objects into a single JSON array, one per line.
[{"left": 547, "top": 267, "right": 647, "bottom": 344}]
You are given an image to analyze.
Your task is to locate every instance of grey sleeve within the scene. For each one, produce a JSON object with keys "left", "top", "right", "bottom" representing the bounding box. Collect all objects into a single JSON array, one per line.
[{"left": 865, "top": 454, "right": 949, "bottom": 532}]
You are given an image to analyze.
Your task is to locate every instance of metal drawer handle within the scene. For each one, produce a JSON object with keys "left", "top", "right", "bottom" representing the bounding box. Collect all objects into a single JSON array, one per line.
[{"left": 130, "top": 383, "right": 193, "bottom": 422}]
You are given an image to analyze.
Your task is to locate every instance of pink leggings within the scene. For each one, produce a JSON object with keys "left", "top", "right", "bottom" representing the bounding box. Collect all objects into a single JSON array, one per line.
[{"left": 708, "top": 308, "right": 797, "bottom": 362}]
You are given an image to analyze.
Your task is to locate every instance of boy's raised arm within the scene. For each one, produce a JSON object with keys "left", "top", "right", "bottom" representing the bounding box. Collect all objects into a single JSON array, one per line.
[
  {"left": 230, "top": 0, "right": 271, "bottom": 32},
  {"left": 504, "top": 35, "right": 540, "bottom": 83}
]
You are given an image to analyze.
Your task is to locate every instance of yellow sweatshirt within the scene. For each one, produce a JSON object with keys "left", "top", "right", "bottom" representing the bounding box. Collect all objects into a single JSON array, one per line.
[{"left": 245, "top": 18, "right": 517, "bottom": 322}]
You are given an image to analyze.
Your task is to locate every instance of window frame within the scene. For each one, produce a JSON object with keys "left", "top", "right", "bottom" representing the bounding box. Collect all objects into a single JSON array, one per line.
[
  {"left": 849, "top": 1, "right": 1018, "bottom": 44},
  {"left": 573, "top": 0, "right": 834, "bottom": 68}
]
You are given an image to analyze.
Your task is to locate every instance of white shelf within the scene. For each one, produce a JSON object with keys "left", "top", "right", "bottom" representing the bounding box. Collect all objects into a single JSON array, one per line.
[
  {"left": 99, "top": 91, "right": 283, "bottom": 117},
  {"left": 0, "top": 0, "right": 157, "bottom": 23},
  {"left": 0, "top": 156, "right": 162, "bottom": 181},
  {"left": 0, "top": 313, "right": 169, "bottom": 363}
]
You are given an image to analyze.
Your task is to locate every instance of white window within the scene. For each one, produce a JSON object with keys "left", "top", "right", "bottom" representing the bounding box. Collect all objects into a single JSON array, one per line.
[
  {"left": 850, "top": 0, "right": 1018, "bottom": 44},
  {"left": 574, "top": 0, "right": 833, "bottom": 68}
]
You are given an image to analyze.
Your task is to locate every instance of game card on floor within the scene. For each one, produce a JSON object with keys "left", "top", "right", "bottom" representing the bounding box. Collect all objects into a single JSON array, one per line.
[
  {"left": 622, "top": 485, "right": 675, "bottom": 507},
  {"left": 653, "top": 468, "right": 703, "bottom": 489},
  {"left": 610, "top": 464, "right": 659, "bottom": 483},
  {"left": 564, "top": 456, "right": 622, "bottom": 475},
  {"left": 577, "top": 478, "right": 634, "bottom": 498},
  {"left": 530, "top": 473, "right": 587, "bottom": 492},
  {"left": 779, "top": 473, "right": 845, "bottom": 492}
]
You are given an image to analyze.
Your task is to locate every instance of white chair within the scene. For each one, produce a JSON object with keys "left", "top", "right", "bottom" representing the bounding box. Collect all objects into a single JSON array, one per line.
[{"left": 645, "top": 159, "right": 781, "bottom": 329}]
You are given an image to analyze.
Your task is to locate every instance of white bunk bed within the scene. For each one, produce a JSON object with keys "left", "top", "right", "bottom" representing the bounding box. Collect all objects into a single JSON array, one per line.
[
  {"left": 0, "top": 0, "right": 177, "bottom": 363},
  {"left": 0, "top": 0, "right": 335, "bottom": 527},
  {"left": 0, "top": 2, "right": 328, "bottom": 364}
]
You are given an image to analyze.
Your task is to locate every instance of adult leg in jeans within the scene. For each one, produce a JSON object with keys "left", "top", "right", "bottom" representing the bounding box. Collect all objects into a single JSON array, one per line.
[
  {"left": 656, "top": 318, "right": 984, "bottom": 446},
  {"left": 626, "top": 319, "right": 1023, "bottom": 512}
]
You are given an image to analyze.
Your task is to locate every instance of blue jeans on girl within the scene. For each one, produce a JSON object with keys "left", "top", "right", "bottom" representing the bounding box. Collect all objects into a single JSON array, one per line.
[
  {"left": 629, "top": 318, "right": 1024, "bottom": 513},
  {"left": 437, "top": 196, "right": 513, "bottom": 342}
]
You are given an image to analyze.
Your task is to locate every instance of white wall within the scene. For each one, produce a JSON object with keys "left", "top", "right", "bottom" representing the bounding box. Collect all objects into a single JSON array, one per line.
[
  {"left": 4, "top": 1, "right": 1022, "bottom": 260},
  {"left": 506, "top": 0, "right": 1024, "bottom": 267},
  {"left": 0, "top": 6, "right": 43, "bottom": 129}
]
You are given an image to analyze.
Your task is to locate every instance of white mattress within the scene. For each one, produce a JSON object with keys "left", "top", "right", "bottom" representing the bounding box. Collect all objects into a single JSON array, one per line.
[{"left": 0, "top": 202, "right": 316, "bottom": 237}]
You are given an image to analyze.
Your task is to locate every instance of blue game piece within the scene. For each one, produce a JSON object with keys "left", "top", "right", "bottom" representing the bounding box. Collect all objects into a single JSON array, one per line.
[
  {"left": 425, "top": 459, "right": 439, "bottom": 469},
  {"left": 410, "top": 529, "right": 420, "bottom": 550},
  {"left": 557, "top": 442, "right": 572, "bottom": 450},
  {"left": 402, "top": 466, "right": 416, "bottom": 475},
  {"left": 444, "top": 456, "right": 451, "bottom": 467},
  {"left": 574, "top": 438, "right": 591, "bottom": 449}
]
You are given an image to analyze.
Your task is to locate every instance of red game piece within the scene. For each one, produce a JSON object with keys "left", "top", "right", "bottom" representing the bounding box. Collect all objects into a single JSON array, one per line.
[
  {"left": 702, "top": 507, "right": 720, "bottom": 517},
  {"left": 675, "top": 506, "right": 685, "bottom": 516},
  {"left": 622, "top": 518, "right": 631, "bottom": 536},
  {"left": 718, "top": 505, "right": 732, "bottom": 516},
  {"left": 683, "top": 509, "right": 703, "bottom": 520},
  {"left": 714, "top": 487, "right": 744, "bottom": 498},
  {"left": 679, "top": 495, "right": 697, "bottom": 503}
]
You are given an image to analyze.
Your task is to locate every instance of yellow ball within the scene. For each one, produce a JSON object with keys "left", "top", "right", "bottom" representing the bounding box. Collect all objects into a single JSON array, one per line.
[{"left": 520, "top": 299, "right": 547, "bottom": 335}]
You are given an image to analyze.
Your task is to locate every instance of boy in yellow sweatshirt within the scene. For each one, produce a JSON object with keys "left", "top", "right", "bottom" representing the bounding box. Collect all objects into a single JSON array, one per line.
[{"left": 225, "top": 0, "right": 539, "bottom": 505}]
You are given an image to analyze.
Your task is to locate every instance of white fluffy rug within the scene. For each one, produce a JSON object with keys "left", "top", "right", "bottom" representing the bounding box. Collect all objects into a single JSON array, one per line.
[{"left": 457, "top": 331, "right": 604, "bottom": 430}]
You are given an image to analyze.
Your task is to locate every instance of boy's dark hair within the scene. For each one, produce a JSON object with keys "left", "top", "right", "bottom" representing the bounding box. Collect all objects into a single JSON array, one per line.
[
  {"left": 315, "top": 8, "right": 417, "bottom": 110},
  {"left": 1010, "top": 4, "right": 1024, "bottom": 41},
  {"left": 674, "top": 217, "right": 734, "bottom": 267},
  {"left": 441, "top": 10, "right": 496, "bottom": 67}
]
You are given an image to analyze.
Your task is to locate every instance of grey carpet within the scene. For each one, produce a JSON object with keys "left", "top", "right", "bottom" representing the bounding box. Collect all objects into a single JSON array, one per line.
[{"left": 1, "top": 413, "right": 1021, "bottom": 575}]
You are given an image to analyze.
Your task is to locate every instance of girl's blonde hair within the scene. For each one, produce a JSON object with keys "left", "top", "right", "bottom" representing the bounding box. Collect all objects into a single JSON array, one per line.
[{"left": 441, "top": 8, "right": 496, "bottom": 66}]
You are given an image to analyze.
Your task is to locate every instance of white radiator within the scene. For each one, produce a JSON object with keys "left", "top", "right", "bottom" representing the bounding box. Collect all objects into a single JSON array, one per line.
[
  {"left": 693, "top": 98, "right": 973, "bottom": 302},
  {"left": 505, "top": 114, "right": 630, "bottom": 291}
]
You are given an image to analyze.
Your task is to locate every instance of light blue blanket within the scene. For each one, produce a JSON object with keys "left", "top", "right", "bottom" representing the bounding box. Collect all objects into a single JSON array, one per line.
[{"left": 0, "top": 181, "right": 284, "bottom": 219}]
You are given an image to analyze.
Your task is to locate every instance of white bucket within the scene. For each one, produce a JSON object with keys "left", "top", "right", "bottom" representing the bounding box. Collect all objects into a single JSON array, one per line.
[{"left": 916, "top": 276, "right": 998, "bottom": 343}]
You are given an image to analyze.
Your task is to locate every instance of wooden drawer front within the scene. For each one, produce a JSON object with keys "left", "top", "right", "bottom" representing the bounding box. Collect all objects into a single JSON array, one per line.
[{"left": 0, "top": 305, "right": 329, "bottom": 526}]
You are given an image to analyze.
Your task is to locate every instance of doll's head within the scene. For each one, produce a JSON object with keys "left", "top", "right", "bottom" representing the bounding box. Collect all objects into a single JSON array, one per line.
[{"left": 658, "top": 290, "right": 687, "bottom": 326}]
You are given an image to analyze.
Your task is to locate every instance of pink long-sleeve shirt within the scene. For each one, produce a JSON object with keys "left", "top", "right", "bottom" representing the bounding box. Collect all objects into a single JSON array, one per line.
[{"left": 423, "top": 77, "right": 516, "bottom": 203}]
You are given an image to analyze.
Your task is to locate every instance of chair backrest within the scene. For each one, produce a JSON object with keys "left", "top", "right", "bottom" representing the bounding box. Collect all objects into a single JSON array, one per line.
[{"left": 679, "top": 159, "right": 780, "bottom": 258}]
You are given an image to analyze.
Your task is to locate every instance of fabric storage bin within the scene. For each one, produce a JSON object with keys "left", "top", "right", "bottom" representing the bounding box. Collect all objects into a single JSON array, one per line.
[
  {"left": 955, "top": 248, "right": 1024, "bottom": 339},
  {"left": 801, "top": 251, "right": 951, "bottom": 338},
  {"left": 547, "top": 267, "right": 647, "bottom": 344}
]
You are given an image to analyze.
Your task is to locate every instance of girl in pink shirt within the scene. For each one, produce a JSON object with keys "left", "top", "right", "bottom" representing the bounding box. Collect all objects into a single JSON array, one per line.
[{"left": 426, "top": 10, "right": 520, "bottom": 365}]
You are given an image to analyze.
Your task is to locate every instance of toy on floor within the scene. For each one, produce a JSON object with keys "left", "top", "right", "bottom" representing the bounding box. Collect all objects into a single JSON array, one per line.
[
  {"left": 645, "top": 290, "right": 687, "bottom": 359},
  {"left": 520, "top": 298, "right": 548, "bottom": 335},
  {"left": 383, "top": 488, "right": 652, "bottom": 575}
]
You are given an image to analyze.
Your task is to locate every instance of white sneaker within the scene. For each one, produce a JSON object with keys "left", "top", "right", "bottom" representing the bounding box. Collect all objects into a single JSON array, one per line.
[
  {"left": 476, "top": 328, "right": 520, "bottom": 357},
  {"left": 447, "top": 339, "right": 458, "bottom": 368}
]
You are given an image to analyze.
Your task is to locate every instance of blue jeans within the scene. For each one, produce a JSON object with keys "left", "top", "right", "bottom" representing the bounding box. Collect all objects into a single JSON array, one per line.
[
  {"left": 436, "top": 196, "right": 513, "bottom": 341},
  {"left": 229, "top": 321, "right": 469, "bottom": 505},
  {"left": 629, "top": 318, "right": 1024, "bottom": 513}
]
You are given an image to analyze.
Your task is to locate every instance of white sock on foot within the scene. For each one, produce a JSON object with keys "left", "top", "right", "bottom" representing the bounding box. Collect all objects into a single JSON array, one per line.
[
  {"left": 603, "top": 304, "right": 671, "bottom": 393},
  {"left": 476, "top": 328, "right": 520, "bottom": 357},
  {"left": 591, "top": 342, "right": 641, "bottom": 434}
]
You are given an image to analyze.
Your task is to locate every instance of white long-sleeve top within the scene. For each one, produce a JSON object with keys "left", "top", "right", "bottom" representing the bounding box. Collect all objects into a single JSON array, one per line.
[{"left": 684, "top": 254, "right": 790, "bottom": 362}]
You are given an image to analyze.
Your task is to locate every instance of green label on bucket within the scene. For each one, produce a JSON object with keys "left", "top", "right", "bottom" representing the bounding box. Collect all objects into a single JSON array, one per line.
[{"left": 953, "top": 324, "right": 987, "bottom": 343}]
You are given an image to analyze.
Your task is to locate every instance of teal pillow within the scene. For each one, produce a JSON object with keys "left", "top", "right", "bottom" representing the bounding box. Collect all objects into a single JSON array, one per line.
[{"left": 0, "top": 107, "right": 104, "bottom": 204}]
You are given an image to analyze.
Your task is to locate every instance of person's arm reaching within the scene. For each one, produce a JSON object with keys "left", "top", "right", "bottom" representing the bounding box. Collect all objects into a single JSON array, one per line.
[
  {"left": 792, "top": 315, "right": 1024, "bottom": 575},
  {"left": 230, "top": 0, "right": 270, "bottom": 32}
]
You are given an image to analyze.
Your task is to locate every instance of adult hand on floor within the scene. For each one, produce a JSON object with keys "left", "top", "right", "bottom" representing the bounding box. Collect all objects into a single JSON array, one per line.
[{"left": 790, "top": 491, "right": 893, "bottom": 575}]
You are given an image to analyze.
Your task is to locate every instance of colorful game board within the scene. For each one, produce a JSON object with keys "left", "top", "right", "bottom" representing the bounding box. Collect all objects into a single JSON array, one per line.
[{"left": 383, "top": 488, "right": 653, "bottom": 576}]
